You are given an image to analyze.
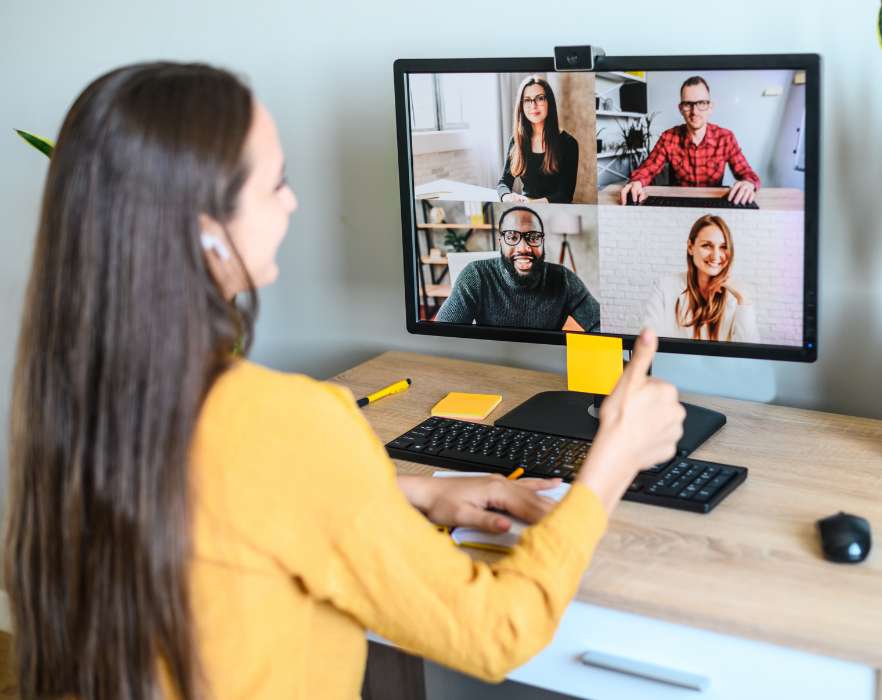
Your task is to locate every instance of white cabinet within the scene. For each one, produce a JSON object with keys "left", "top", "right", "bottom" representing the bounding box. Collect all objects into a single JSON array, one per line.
[{"left": 507, "top": 600, "right": 875, "bottom": 700}]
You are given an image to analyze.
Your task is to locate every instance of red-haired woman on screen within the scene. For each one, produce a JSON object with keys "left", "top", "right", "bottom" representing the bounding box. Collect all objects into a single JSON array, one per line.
[{"left": 644, "top": 214, "right": 761, "bottom": 343}]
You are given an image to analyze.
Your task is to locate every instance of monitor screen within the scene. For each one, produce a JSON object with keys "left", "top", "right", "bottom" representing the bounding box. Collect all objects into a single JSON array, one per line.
[{"left": 394, "top": 55, "right": 819, "bottom": 361}]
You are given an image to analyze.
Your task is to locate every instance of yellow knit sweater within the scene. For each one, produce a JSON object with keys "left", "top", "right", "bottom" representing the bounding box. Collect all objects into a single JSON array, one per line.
[{"left": 186, "top": 360, "right": 608, "bottom": 698}]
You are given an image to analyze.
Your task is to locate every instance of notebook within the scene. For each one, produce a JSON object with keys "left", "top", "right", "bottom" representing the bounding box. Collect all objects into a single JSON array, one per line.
[
  {"left": 431, "top": 392, "right": 502, "bottom": 420},
  {"left": 433, "top": 471, "right": 570, "bottom": 553}
]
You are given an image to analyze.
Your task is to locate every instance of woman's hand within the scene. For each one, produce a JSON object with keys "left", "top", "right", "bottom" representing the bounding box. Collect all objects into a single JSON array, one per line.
[
  {"left": 501, "top": 193, "right": 529, "bottom": 203},
  {"left": 576, "top": 329, "right": 686, "bottom": 513},
  {"left": 727, "top": 284, "right": 751, "bottom": 306},
  {"left": 397, "top": 474, "right": 562, "bottom": 533}
]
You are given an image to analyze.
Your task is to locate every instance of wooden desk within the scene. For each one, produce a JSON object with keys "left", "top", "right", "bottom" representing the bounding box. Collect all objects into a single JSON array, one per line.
[
  {"left": 599, "top": 183, "right": 805, "bottom": 211},
  {"left": 343, "top": 351, "right": 881, "bottom": 699}
]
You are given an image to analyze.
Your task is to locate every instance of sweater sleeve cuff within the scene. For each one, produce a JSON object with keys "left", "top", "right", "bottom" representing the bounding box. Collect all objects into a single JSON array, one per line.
[{"left": 494, "top": 481, "right": 608, "bottom": 591}]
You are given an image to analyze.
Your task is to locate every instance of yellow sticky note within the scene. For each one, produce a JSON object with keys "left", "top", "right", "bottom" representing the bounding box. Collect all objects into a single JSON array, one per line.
[
  {"left": 566, "top": 334, "right": 623, "bottom": 395},
  {"left": 431, "top": 392, "right": 502, "bottom": 420}
]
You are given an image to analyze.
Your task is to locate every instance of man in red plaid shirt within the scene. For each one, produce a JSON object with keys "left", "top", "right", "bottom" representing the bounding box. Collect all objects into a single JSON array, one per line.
[{"left": 620, "top": 76, "right": 760, "bottom": 206}]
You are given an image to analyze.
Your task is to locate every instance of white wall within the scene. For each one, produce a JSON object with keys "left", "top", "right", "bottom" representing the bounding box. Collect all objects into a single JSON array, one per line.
[
  {"left": 769, "top": 83, "right": 808, "bottom": 189},
  {"left": 1, "top": 1, "right": 881, "bottom": 510},
  {"left": 645, "top": 69, "right": 796, "bottom": 187}
]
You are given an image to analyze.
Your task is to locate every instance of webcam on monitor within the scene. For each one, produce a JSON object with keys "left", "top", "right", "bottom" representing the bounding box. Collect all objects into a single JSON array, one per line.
[{"left": 553, "top": 45, "right": 606, "bottom": 71}]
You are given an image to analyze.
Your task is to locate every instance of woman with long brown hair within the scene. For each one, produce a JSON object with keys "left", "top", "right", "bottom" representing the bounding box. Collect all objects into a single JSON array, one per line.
[
  {"left": 644, "top": 213, "right": 761, "bottom": 342},
  {"left": 496, "top": 75, "right": 579, "bottom": 204},
  {"left": 6, "top": 62, "right": 684, "bottom": 699}
]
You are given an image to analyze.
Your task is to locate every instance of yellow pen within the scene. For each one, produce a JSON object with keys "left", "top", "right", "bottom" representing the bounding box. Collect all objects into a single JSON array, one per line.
[{"left": 356, "top": 378, "right": 412, "bottom": 408}]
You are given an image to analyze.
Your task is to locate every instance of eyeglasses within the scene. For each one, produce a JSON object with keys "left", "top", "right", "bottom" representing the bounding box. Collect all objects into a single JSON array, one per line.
[
  {"left": 679, "top": 100, "right": 711, "bottom": 112},
  {"left": 522, "top": 94, "right": 547, "bottom": 107},
  {"left": 500, "top": 230, "right": 544, "bottom": 247}
]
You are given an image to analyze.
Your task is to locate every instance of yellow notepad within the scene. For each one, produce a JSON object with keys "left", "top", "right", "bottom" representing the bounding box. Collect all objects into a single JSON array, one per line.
[
  {"left": 433, "top": 471, "right": 570, "bottom": 552},
  {"left": 566, "top": 333, "right": 623, "bottom": 395},
  {"left": 431, "top": 392, "right": 502, "bottom": 420}
]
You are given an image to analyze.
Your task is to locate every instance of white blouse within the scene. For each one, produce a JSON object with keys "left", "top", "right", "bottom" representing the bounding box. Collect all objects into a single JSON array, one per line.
[{"left": 643, "top": 272, "right": 761, "bottom": 343}]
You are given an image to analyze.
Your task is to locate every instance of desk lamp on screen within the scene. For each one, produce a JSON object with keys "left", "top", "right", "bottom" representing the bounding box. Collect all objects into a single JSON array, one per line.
[{"left": 394, "top": 52, "right": 819, "bottom": 452}]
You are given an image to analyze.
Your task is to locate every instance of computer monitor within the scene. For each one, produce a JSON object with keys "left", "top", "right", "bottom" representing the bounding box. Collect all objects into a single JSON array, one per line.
[{"left": 393, "top": 53, "right": 820, "bottom": 447}]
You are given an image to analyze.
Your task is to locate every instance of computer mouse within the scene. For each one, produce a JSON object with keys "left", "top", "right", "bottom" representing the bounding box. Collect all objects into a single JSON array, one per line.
[{"left": 816, "top": 512, "right": 872, "bottom": 563}]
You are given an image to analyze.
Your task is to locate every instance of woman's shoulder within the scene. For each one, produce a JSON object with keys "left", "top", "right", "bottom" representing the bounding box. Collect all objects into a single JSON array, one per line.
[
  {"left": 559, "top": 130, "right": 578, "bottom": 146},
  {"left": 214, "top": 358, "right": 338, "bottom": 396},
  {"left": 655, "top": 271, "right": 687, "bottom": 292},
  {"left": 724, "top": 280, "right": 755, "bottom": 305},
  {"left": 203, "top": 360, "right": 355, "bottom": 429}
]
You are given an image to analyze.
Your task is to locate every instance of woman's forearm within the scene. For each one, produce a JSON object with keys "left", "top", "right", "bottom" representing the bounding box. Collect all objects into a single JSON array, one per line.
[{"left": 396, "top": 474, "right": 438, "bottom": 512}]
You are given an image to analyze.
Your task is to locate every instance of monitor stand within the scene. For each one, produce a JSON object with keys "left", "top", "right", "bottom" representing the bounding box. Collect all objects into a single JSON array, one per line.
[{"left": 494, "top": 391, "right": 726, "bottom": 457}]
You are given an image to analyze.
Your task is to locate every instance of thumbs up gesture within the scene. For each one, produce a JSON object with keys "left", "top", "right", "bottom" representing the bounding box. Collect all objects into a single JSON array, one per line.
[{"left": 576, "top": 329, "right": 686, "bottom": 514}]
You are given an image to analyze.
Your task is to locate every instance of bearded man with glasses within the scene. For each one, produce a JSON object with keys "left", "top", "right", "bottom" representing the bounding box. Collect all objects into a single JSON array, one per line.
[
  {"left": 435, "top": 207, "right": 600, "bottom": 331},
  {"left": 620, "top": 76, "right": 760, "bottom": 206}
]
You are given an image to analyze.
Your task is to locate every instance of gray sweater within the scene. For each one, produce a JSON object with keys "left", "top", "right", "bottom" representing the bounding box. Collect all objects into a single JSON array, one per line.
[{"left": 435, "top": 257, "right": 601, "bottom": 331}]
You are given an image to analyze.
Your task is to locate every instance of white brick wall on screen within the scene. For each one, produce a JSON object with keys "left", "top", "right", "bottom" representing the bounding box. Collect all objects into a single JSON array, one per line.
[{"left": 597, "top": 206, "right": 804, "bottom": 346}]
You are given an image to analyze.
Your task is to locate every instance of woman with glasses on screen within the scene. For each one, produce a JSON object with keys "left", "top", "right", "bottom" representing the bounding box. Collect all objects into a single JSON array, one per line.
[
  {"left": 644, "top": 214, "right": 760, "bottom": 343},
  {"left": 6, "top": 62, "right": 684, "bottom": 700},
  {"left": 497, "top": 75, "right": 579, "bottom": 204}
]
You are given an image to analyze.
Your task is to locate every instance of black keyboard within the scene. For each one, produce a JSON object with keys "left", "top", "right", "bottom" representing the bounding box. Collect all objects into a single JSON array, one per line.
[
  {"left": 628, "top": 195, "right": 759, "bottom": 210},
  {"left": 385, "top": 417, "right": 747, "bottom": 514}
]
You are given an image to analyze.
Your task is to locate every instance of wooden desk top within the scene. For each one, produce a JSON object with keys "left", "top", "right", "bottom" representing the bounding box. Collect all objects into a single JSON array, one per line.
[
  {"left": 599, "top": 183, "right": 805, "bottom": 211},
  {"left": 330, "top": 351, "right": 882, "bottom": 669}
]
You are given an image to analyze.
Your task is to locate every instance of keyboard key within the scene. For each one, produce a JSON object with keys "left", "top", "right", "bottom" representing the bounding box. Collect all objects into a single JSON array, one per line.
[
  {"left": 705, "top": 472, "right": 734, "bottom": 495},
  {"left": 655, "top": 484, "right": 681, "bottom": 497},
  {"left": 439, "top": 448, "right": 512, "bottom": 470}
]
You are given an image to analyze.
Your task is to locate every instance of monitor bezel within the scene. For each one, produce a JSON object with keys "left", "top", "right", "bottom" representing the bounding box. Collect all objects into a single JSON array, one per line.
[{"left": 393, "top": 54, "right": 820, "bottom": 362}]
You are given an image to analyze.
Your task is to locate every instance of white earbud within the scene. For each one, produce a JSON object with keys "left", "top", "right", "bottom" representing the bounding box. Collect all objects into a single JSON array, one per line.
[{"left": 200, "top": 232, "right": 231, "bottom": 262}]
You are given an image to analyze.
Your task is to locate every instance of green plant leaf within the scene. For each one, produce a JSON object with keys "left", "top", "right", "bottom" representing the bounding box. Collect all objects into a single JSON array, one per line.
[{"left": 15, "top": 129, "right": 54, "bottom": 158}]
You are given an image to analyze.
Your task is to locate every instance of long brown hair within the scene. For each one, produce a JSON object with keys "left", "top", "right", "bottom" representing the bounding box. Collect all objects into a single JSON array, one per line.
[
  {"left": 5, "top": 62, "right": 256, "bottom": 699},
  {"left": 676, "top": 214, "right": 741, "bottom": 341},
  {"left": 508, "top": 75, "right": 561, "bottom": 178}
]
